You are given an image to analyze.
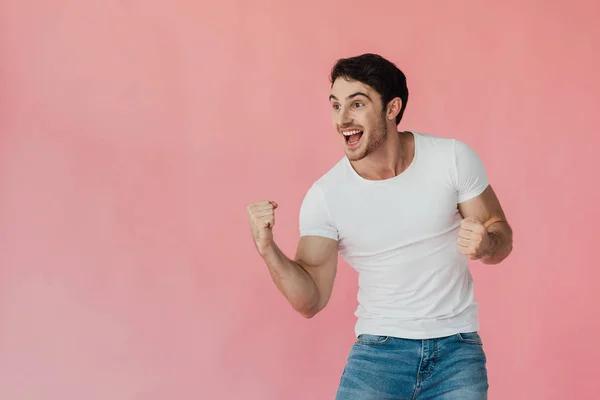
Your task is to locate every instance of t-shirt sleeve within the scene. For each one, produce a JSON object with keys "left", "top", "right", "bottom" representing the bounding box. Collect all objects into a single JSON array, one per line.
[
  {"left": 452, "top": 139, "right": 490, "bottom": 203},
  {"left": 298, "top": 183, "right": 338, "bottom": 240}
]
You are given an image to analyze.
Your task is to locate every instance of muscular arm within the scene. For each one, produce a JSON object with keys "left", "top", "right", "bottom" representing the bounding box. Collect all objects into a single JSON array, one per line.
[
  {"left": 260, "top": 236, "right": 338, "bottom": 318},
  {"left": 458, "top": 185, "right": 513, "bottom": 264}
]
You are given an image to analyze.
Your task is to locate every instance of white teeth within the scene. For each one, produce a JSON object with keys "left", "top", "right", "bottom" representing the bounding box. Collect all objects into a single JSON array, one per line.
[{"left": 342, "top": 130, "right": 362, "bottom": 136}]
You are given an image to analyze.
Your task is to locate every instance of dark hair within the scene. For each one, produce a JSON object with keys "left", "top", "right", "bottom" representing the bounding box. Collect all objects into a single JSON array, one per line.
[{"left": 330, "top": 53, "right": 409, "bottom": 125}]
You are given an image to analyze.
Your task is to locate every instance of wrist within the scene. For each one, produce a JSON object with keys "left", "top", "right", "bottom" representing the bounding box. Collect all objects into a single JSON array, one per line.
[{"left": 258, "top": 242, "right": 276, "bottom": 258}]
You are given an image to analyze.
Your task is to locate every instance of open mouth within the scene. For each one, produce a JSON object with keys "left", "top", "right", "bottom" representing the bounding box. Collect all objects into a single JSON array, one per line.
[{"left": 342, "top": 130, "right": 364, "bottom": 146}]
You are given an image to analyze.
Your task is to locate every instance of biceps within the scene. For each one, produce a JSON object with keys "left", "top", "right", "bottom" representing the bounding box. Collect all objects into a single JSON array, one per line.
[
  {"left": 458, "top": 185, "right": 507, "bottom": 227},
  {"left": 294, "top": 236, "right": 338, "bottom": 294},
  {"left": 295, "top": 235, "right": 338, "bottom": 265}
]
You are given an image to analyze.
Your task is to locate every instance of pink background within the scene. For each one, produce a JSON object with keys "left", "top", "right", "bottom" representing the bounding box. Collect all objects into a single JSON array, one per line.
[{"left": 1, "top": 1, "right": 599, "bottom": 399}]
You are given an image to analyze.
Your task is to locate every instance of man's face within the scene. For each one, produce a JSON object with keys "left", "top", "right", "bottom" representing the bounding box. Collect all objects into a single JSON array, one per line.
[{"left": 329, "top": 78, "right": 388, "bottom": 161}]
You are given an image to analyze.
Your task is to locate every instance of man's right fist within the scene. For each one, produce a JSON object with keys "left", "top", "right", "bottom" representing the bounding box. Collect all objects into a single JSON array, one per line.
[{"left": 246, "top": 200, "right": 279, "bottom": 254}]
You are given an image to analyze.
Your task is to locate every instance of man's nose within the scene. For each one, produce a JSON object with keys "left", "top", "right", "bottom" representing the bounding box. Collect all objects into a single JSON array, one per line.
[{"left": 337, "top": 107, "right": 353, "bottom": 127}]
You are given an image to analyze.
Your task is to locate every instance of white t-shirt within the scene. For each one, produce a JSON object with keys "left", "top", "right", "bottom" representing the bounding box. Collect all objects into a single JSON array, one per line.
[{"left": 298, "top": 131, "right": 490, "bottom": 339}]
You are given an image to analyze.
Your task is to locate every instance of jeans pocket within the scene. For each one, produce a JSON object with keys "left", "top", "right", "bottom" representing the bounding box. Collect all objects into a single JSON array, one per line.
[
  {"left": 457, "top": 331, "right": 483, "bottom": 345},
  {"left": 356, "top": 334, "right": 391, "bottom": 346}
]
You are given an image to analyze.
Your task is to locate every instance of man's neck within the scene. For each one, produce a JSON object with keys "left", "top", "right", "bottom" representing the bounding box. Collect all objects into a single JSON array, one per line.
[{"left": 351, "top": 131, "right": 414, "bottom": 181}]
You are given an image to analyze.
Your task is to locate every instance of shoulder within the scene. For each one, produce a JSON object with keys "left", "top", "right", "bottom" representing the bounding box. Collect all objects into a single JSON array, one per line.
[
  {"left": 412, "top": 131, "right": 479, "bottom": 159},
  {"left": 298, "top": 159, "right": 347, "bottom": 228},
  {"left": 306, "top": 157, "right": 348, "bottom": 193},
  {"left": 411, "top": 131, "right": 457, "bottom": 169},
  {"left": 412, "top": 130, "right": 457, "bottom": 151}
]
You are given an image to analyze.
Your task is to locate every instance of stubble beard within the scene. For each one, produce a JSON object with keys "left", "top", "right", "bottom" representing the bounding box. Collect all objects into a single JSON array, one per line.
[{"left": 347, "top": 112, "right": 388, "bottom": 162}]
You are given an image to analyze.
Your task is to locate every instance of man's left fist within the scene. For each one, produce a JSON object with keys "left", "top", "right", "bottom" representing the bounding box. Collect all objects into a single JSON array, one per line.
[{"left": 458, "top": 217, "right": 492, "bottom": 260}]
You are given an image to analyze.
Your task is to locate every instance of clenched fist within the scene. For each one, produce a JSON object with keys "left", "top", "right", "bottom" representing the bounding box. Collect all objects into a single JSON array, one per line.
[
  {"left": 458, "top": 216, "right": 493, "bottom": 260},
  {"left": 247, "top": 200, "right": 279, "bottom": 255}
]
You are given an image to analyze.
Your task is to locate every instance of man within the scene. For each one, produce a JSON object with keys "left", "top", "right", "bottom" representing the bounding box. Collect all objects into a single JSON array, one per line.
[{"left": 246, "top": 53, "right": 513, "bottom": 399}]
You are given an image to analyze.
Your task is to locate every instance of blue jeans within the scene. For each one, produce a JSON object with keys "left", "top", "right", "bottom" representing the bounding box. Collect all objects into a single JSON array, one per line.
[{"left": 335, "top": 332, "right": 488, "bottom": 400}]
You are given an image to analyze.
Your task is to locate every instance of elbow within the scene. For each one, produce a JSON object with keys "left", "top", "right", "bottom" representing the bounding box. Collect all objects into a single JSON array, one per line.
[
  {"left": 298, "top": 303, "right": 321, "bottom": 318},
  {"left": 481, "top": 227, "right": 513, "bottom": 265},
  {"left": 296, "top": 297, "right": 322, "bottom": 319},
  {"left": 481, "top": 243, "right": 513, "bottom": 265},
  {"left": 481, "top": 257, "right": 505, "bottom": 265},
  {"left": 300, "top": 309, "right": 318, "bottom": 319}
]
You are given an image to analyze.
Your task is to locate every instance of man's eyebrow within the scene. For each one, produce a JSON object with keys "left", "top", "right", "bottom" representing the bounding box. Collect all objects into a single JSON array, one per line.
[
  {"left": 329, "top": 92, "right": 371, "bottom": 101},
  {"left": 347, "top": 92, "right": 371, "bottom": 100}
]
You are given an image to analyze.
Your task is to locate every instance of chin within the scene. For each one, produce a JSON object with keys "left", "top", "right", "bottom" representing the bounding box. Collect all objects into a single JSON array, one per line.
[{"left": 345, "top": 148, "right": 367, "bottom": 161}]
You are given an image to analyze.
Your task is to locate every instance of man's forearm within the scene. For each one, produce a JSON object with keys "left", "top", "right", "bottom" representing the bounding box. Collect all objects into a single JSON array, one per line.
[
  {"left": 481, "top": 221, "right": 513, "bottom": 264},
  {"left": 260, "top": 243, "right": 320, "bottom": 316}
]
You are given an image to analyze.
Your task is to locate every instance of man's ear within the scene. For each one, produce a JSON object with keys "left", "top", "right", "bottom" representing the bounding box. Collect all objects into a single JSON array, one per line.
[{"left": 386, "top": 97, "right": 402, "bottom": 121}]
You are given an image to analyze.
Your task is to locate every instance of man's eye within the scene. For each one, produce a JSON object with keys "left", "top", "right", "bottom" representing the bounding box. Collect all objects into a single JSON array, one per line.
[
  {"left": 353, "top": 102, "right": 364, "bottom": 108},
  {"left": 332, "top": 104, "right": 341, "bottom": 110}
]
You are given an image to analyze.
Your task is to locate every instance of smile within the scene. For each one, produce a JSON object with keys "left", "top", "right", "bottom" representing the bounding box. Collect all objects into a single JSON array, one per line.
[{"left": 342, "top": 129, "right": 364, "bottom": 147}]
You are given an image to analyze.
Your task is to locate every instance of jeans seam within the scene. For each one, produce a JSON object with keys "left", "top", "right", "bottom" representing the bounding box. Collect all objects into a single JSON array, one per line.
[
  {"left": 428, "top": 339, "right": 439, "bottom": 380},
  {"left": 357, "top": 335, "right": 391, "bottom": 346},
  {"left": 457, "top": 332, "right": 483, "bottom": 345},
  {"left": 420, "top": 339, "right": 439, "bottom": 382},
  {"left": 412, "top": 340, "right": 425, "bottom": 400}
]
